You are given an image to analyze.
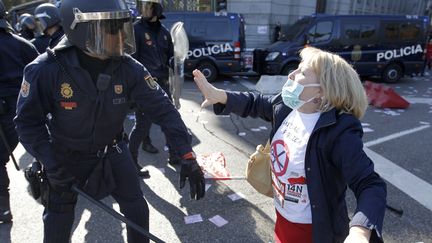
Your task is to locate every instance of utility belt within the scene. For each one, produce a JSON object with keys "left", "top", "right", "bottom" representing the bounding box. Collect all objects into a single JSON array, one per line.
[
  {"left": 24, "top": 134, "right": 126, "bottom": 212},
  {"left": 53, "top": 133, "right": 126, "bottom": 158},
  {"left": 24, "top": 160, "right": 77, "bottom": 212}
]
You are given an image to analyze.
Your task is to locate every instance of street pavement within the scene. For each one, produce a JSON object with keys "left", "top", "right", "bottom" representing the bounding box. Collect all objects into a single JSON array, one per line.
[{"left": 1, "top": 73, "right": 432, "bottom": 243}]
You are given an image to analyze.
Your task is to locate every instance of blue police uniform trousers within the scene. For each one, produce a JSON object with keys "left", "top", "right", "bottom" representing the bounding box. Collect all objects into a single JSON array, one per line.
[
  {"left": 43, "top": 141, "right": 149, "bottom": 243},
  {"left": 0, "top": 96, "right": 19, "bottom": 197},
  {"left": 129, "top": 80, "right": 178, "bottom": 160}
]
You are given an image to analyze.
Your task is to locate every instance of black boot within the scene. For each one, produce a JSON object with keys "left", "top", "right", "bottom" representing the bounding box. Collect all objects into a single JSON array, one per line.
[
  {"left": 0, "top": 195, "right": 12, "bottom": 223},
  {"left": 134, "top": 160, "right": 150, "bottom": 179}
]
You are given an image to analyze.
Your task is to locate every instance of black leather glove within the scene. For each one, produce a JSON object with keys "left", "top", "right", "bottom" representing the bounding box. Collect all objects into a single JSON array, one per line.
[
  {"left": 46, "top": 167, "right": 76, "bottom": 193},
  {"left": 179, "top": 159, "right": 205, "bottom": 200}
]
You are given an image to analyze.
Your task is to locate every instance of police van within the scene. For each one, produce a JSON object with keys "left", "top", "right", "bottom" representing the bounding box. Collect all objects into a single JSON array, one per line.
[
  {"left": 161, "top": 11, "right": 246, "bottom": 82},
  {"left": 257, "top": 14, "right": 429, "bottom": 83}
]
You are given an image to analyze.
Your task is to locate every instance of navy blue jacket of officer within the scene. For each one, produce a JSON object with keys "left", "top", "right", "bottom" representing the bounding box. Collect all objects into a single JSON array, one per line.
[
  {"left": 129, "top": 0, "right": 178, "bottom": 175},
  {"left": 14, "top": 0, "right": 205, "bottom": 242},
  {"left": 0, "top": 0, "right": 39, "bottom": 223},
  {"left": 32, "top": 3, "right": 65, "bottom": 53}
]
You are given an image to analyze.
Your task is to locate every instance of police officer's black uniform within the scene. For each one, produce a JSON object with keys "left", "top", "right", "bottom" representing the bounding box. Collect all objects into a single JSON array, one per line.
[
  {"left": 14, "top": 0, "right": 205, "bottom": 242},
  {"left": 0, "top": 0, "right": 39, "bottom": 223},
  {"left": 31, "top": 34, "right": 51, "bottom": 53},
  {"left": 130, "top": 0, "right": 178, "bottom": 171}
]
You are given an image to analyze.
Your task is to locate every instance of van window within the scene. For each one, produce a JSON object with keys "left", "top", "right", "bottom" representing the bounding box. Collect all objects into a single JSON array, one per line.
[
  {"left": 344, "top": 23, "right": 377, "bottom": 40},
  {"left": 400, "top": 23, "right": 421, "bottom": 40},
  {"left": 383, "top": 21, "right": 421, "bottom": 41},
  {"left": 383, "top": 23, "right": 398, "bottom": 39},
  {"left": 307, "top": 21, "right": 333, "bottom": 43},
  {"left": 190, "top": 19, "right": 231, "bottom": 40}
]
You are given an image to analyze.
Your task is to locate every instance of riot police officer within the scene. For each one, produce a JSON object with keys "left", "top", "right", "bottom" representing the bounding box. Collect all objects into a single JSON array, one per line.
[
  {"left": 16, "top": 13, "right": 36, "bottom": 40},
  {"left": 32, "top": 3, "right": 64, "bottom": 53},
  {"left": 130, "top": 0, "right": 179, "bottom": 177},
  {"left": 14, "top": 0, "right": 205, "bottom": 242},
  {"left": 0, "top": 0, "right": 39, "bottom": 223}
]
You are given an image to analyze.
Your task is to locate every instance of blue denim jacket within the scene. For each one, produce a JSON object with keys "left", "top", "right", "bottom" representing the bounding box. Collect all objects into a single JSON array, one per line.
[{"left": 214, "top": 91, "right": 386, "bottom": 243}]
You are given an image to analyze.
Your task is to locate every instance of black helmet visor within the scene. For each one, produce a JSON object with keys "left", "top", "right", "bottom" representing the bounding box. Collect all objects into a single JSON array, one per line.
[{"left": 70, "top": 8, "right": 135, "bottom": 57}]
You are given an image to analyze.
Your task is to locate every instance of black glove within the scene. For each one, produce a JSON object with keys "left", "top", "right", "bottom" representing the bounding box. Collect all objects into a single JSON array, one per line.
[
  {"left": 46, "top": 167, "right": 76, "bottom": 193},
  {"left": 179, "top": 159, "right": 205, "bottom": 200}
]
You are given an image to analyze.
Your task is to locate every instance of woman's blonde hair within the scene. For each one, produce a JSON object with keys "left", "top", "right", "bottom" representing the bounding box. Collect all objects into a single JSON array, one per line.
[{"left": 300, "top": 47, "right": 368, "bottom": 119}]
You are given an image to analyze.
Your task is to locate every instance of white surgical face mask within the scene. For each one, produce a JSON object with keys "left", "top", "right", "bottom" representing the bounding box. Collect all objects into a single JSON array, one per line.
[{"left": 282, "top": 78, "right": 320, "bottom": 110}]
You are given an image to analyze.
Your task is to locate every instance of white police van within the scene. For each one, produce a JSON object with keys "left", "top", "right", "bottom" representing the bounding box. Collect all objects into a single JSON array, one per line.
[{"left": 257, "top": 14, "right": 430, "bottom": 83}]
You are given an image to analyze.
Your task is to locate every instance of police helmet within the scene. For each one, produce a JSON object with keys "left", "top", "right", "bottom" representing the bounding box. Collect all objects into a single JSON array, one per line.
[
  {"left": 137, "top": 0, "right": 164, "bottom": 20},
  {"left": 34, "top": 3, "right": 61, "bottom": 32},
  {"left": 60, "top": 0, "right": 136, "bottom": 58},
  {"left": 0, "top": 0, "right": 6, "bottom": 19},
  {"left": 17, "top": 13, "right": 36, "bottom": 32}
]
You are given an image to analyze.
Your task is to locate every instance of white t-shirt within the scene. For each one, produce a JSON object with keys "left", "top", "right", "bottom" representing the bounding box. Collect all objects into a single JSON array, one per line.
[{"left": 270, "top": 110, "right": 320, "bottom": 224}]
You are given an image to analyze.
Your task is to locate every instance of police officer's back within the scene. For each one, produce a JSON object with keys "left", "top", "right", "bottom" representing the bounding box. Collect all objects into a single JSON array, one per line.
[
  {"left": 0, "top": 0, "right": 38, "bottom": 223},
  {"left": 14, "top": 0, "right": 205, "bottom": 242},
  {"left": 31, "top": 3, "right": 64, "bottom": 53}
]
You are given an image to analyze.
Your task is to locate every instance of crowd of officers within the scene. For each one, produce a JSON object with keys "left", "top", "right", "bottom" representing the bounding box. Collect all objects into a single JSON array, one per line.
[{"left": 0, "top": 0, "right": 205, "bottom": 242}]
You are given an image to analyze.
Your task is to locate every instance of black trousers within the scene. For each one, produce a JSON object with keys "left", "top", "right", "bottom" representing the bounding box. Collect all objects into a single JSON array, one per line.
[
  {"left": 43, "top": 141, "right": 149, "bottom": 243},
  {"left": 0, "top": 95, "right": 19, "bottom": 197}
]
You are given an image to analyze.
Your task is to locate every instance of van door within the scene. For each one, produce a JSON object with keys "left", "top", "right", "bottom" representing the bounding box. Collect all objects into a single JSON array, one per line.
[
  {"left": 379, "top": 19, "right": 425, "bottom": 78},
  {"left": 188, "top": 17, "right": 234, "bottom": 61}
]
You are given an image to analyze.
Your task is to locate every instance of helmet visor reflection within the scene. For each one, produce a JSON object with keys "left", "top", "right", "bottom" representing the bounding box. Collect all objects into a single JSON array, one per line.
[{"left": 85, "top": 18, "right": 136, "bottom": 57}]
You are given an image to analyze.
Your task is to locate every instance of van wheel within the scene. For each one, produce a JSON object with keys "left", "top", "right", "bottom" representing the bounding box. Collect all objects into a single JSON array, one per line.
[
  {"left": 197, "top": 62, "right": 218, "bottom": 83},
  {"left": 281, "top": 63, "right": 298, "bottom": 75},
  {"left": 382, "top": 63, "right": 403, "bottom": 83}
]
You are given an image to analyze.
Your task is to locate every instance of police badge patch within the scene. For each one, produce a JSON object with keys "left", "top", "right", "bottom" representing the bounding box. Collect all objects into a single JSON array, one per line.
[
  {"left": 20, "top": 80, "right": 30, "bottom": 98},
  {"left": 114, "top": 84, "right": 123, "bottom": 94},
  {"left": 144, "top": 75, "right": 158, "bottom": 90},
  {"left": 61, "top": 83, "right": 73, "bottom": 99}
]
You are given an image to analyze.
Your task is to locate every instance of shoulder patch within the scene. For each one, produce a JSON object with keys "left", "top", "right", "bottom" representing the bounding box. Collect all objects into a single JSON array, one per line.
[
  {"left": 20, "top": 80, "right": 30, "bottom": 98},
  {"left": 144, "top": 75, "right": 158, "bottom": 90}
]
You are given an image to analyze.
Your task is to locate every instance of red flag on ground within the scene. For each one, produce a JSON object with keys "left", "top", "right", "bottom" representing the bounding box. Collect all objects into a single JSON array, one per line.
[
  {"left": 363, "top": 81, "right": 410, "bottom": 109},
  {"left": 196, "top": 152, "right": 231, "bottom": 179}
]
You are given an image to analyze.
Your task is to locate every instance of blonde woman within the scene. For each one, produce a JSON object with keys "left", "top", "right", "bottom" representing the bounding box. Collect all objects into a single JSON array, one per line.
[{"left": 193, "top": 46, "right": 386, "bottom": 243}]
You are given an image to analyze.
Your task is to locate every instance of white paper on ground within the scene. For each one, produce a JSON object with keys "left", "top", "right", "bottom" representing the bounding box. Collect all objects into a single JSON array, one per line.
[
  {"left": 208, "top": 215, "right": 228, "bottom": 227},
  {"left": 184, "top": 214, "right": 203, "bottom": 224},
  {"left": 228, "top": 192, "right": 245, "bottom": 201},
  {"left": 363, "top": 127, "right": 374, "bottom": 133}
]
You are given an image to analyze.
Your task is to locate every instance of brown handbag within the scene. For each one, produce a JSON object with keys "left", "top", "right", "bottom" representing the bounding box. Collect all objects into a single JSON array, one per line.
[{"left": 245, "top": 141, "right": 273, "bottom": 198}]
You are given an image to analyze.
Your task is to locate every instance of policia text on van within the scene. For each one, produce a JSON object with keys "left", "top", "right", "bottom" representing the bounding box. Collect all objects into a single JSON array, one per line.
[{"left": 256, "top": 14, "right": 429, "bottom": 83}]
